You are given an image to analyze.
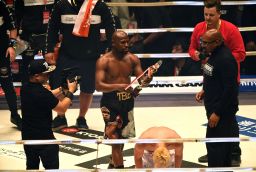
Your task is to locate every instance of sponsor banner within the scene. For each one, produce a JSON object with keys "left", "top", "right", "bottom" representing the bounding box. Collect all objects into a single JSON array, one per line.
[
  {"left": 237, "top": 116, "right": 256, "bottom": 137},
  {"left": 55, "top": 127, "right": 104, "bottom": 140},
  {"left": 1, "top": 76, "right": 255, "bottom": 97},
  {"left": 92, "top": 75, "right": 256, "bottom": 95},
  {"left": 240, "top": 75, "right": 256, "bottom": 92},
  {"left": 0, "top": 147, "right": 25, "bottom": 160}
]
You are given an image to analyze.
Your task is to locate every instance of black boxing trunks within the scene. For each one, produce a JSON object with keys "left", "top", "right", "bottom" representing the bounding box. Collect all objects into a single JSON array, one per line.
[{"left": 100, "top": 91, "right": 135, "bottom": 138}]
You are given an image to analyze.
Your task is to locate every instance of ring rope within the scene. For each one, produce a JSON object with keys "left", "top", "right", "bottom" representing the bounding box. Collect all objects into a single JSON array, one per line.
[
  {"left": 14, "top": 51, "right": 256, "bottom": 61},
  {"left": 9, "top": 76, "right": 256, "bottom": 87},
  {"left": 106, "top": 1, "right": 256, "bottom": 7},
  {"left": 0, "top": 137, "right": 255, "bottom": 145},
  {"left": 135, "top": 51, "right": 256, "bottom": 58},
  {"left": 103, "top": 26, "right": 256, "bottom": 33},
  {"left": 97, "top": 167, "right": 256, "bottom": 171},
  {"left": 0, "top": 167, "right": 255, "bottom": 171}
]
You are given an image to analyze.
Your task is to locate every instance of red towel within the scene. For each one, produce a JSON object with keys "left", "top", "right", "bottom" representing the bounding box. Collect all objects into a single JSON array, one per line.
[{"left": 72, "top": 0, "right": 97, "bottom": 37}]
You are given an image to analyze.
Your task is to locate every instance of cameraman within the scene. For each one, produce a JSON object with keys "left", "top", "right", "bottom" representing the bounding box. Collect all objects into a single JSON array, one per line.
[{"left": 20, "top": 59, "right": 77, "bottom": 170}]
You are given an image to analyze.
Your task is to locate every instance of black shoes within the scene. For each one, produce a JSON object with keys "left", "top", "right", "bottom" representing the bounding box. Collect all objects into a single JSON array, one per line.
[
  {"left": 198, "top": 154, "right": 208, "bottom": 163},
  {"left": 198, "top": 154, "right": 241, "bottom": 167},
  {"left": 76, "top": 117, "right": 89, "bottom": 130},
  {"left": 10, "top": 113, "right": 22, "bottom": 130},
  {"left": 231, "top": 156, "right": 241, "bottom": 167},
  {"left": 52, "top": 116, "right": 89, "bottom": 131},
  {"left": 52, "top": 115, "right": 67, "bottom": 131}
]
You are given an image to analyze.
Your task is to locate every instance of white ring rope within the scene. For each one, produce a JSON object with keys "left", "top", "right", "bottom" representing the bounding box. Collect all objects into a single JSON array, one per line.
[
  {"left": 14, "top": 51, "right": 256, "bottom": 61},
  {"left": 0, "top": 137, "right": 255, "bottom": 145},
  {"left": 0, "top": 167, "right": 255, "bottom": 171},
  {"left": 96, "top": 167, "right": 256, "bottom": 172},
  {"left": 135, "top": 51, "right": 256, "bottom": 58},
  {"left": 106, "top": 1, "right": 256, "bottom": 7},
  {"left": 102, "top": 26, "right": 256, "bottom": 34},
  {"left": 9, "top": 76, "right": 256, "bottom": 88}
]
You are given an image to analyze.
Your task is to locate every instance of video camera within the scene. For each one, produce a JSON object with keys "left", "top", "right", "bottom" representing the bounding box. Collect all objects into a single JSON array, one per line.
[{"left": 61, "top": 67, "right": 81, "bottom": 89}]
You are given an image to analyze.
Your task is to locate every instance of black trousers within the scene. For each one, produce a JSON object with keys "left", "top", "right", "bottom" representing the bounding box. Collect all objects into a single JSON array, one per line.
[
  {"left": 24, "top": 144, "right": 59, "bottom": 170},
  {"left": 0, "top": 48, "right": 18, "bottom": 115},
  {"left": 231, "top": 117, "right": 241, "bottom": 158},
  {"left": 206, "top": 115, "right": 238, "bottom": 167}
]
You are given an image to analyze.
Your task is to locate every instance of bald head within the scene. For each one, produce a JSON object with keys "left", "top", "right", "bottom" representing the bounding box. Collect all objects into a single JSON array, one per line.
[
  {"left": 203, "top": 29, "right": 223, "bottom": 44},
  {"left": 111, "top": 30, "right": 129, "bottom": 53},
  {"left": 112, "top": 30, "right": 128, "bottom": 42}
]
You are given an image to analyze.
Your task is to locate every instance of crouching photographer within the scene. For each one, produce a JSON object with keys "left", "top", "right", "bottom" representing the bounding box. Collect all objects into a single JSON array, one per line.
[{"left": 20, "top": 59, "right": 77, "bottom": 170}]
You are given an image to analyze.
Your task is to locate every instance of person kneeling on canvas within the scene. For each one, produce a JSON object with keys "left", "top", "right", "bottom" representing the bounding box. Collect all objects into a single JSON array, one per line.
[{"left": 134, "top": 126, "right": 183, "bottom": 168}]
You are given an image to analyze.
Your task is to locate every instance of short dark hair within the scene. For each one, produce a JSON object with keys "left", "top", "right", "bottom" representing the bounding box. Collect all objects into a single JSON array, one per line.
[{"left": 204, "top": 0, "right": 221, "bottom": 11}]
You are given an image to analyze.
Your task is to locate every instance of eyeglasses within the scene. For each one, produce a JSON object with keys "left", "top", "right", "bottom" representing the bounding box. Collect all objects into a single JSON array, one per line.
[{"left": 200, "top": 37, "right": 216, "bottom": 46}]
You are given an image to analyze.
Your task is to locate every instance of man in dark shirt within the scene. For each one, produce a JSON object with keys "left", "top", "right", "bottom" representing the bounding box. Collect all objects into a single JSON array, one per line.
[
  {"left": 14, "top": 0, "right": 56, "bottom": 83},
  {"left": 128, "top": 0, "right": 174, "bottom": 76},
  {"left": 195, "top": 29, "right": 239, "bottom": 167},
  {"left": 0, "top": 0, "right": 22, "bottom": 130},
  {"left": 21, "top": 59, "right": 77, "bottom": 169},
  {"left": 45, "top": 0, "right": 116, "bottom": 130}
]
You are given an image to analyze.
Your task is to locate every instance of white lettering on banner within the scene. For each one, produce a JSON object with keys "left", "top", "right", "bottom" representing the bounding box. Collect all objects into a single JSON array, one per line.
[
  {"left": 59, "top": 145, "right": 88, "bottom": 154},
  {"left": 240, "top": 81, "right": 256, "bottom": 86},
  {"left": 8, "top": 76, "right": 256, "bottom": 95},
  {"left": 0, "top": 148, "right": 25, "bottom": 160},
  {"left": 203, "top": 63, "right": 213, "bottom": 76},
  {"left": 238, "top": 119, "right": 256, "bottom": 136},
  {"left": 61, "top": 15, "right": 101, "bottom": 24},
  {"left": 90, "top": 15, "right": 101, "bottom": 24},
  {"left": 76, "top": 131, "right": 101, "bottom": 139},
  {"left": 24, "top": 0, "right": 54, "bottom": 6},
  {"left": 239, "top": 120, "right": 255, "bottom": 127},
  {"left": 0, "top": 17, "right": 3, "bottom": 26},
  {"left": 61, "top": 15, "right": 76, "bottom": 24}
]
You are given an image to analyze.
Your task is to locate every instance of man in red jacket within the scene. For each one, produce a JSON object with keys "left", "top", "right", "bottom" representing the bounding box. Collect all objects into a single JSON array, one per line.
[
  {"left": 189, "top": 0, "right": 245, "bottom": 83},
  {"left": 189, "top": 0, "right": 245, "bottom": 166}
]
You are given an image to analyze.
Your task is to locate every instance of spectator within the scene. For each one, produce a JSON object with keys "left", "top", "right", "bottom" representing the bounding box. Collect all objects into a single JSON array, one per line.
[
  {"left": 240, "top": 4, "right": 256, "bottom": 75},
  {"left": 189, "top": 0, "right": 245, "bottom": 82},
  {"left": 195, "top": 29, "right": 239, "bottom": 167},
  {"left": 189, "top": 0, "right": 245, "bottom": 166},
  {"left": 14, "top": 0, "right": 56, "bottom": 84},
  {"left": 128, "top": 0, "right": 174, "bottom": 76},
  {"left": 45, "top": 0, "right": 116, "bottom": 130},
  {"left": 106, "top": 0, "right": 136, "bottom": 29},
  {"left": 0, "top": 0, "right": 22, "bottom": 130}
]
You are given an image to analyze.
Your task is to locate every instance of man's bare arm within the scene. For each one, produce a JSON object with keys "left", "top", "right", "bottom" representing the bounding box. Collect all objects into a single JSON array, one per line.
[{"left": 134, "top": 144, "right": 145, "bottom": 168}]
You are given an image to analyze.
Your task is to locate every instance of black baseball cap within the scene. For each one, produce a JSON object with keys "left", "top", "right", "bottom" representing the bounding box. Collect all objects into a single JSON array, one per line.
[{"left": 28, "top": 59, "right": 56, "bottom": 75}]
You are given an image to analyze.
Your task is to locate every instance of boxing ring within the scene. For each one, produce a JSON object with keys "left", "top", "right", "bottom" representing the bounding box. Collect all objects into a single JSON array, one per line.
[{"left": 1, "top": 0, "right": 256, "bottom": 171}]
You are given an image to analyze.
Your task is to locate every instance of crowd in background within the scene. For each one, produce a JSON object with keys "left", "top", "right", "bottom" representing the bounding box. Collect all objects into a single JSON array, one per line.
[
  {"left": 4, "top": 0, "right": 256, "bottom": 81},
  {"left": 106, "top": 0, "right": 256, "bottom": 76},
  {"left": 1, "top": 0, "right": 255, "bottom": 169}
]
